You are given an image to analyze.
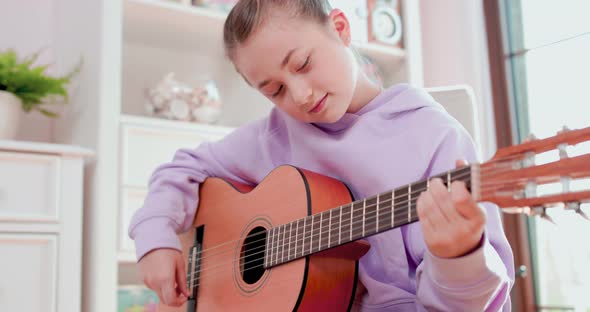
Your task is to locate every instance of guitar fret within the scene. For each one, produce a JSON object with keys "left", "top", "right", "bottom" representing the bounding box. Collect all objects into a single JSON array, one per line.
[
  {"left": 376, "top": 191, "right": 392, "bottom": 232},
  {"left": 349, "top": 203, "right": 353, "bottom": 242},
  {"left": 315, "top": 213, "right": 323, "bottom": 253},
  {"left": 338, "top": 206, "right": 342, "bottom": 245},
  {"left": 365, "top": 196, "right": 377, "bottom": 236},
  {"left": 294, "top": 219, "right": 299, "bottom": 260},
  {"left": 281, "top": 224, "right": 287, "bottom": 263},
  {"left": 272, "top": 227, "right": 279, "bottom": 265},
  {"left": 275, "top": 226, "right": 280, "bottom": 265},
  {"left": 351, "top": 202, "right": 364, "bottom": 241},
  {"left": 376, "top": 194, "right": 379, "bottom": 233},
  {"left": 362, "top": 199, "right": 366, "bottom": 237},
  {"left": 264, "top": 230, "right": 268, "bottom": 268},
  {"left": 340, "top": 204, "right": 351, "bottom": 245},
  {"left": 309, "top": 215, "right": 314, "bottom": 255},
  {"left": 302, "top": 217, "right": 307, "bottom": 257},
  {"left": 408, "top": 184, "right": 412, "bottom": 222},
  {"left": 319, "top": 212, "right": 323, "bottom": 251},
  {"left": 328, "top": 209, "right": 332, "bottom": 248},
  {"left": 330, "top": 208, "right": 339, "bottom": 249},
  {"left": 268, "top": 227, "right": 274, "bottom": 267},
  {"left": 391, "top": 189, "right": 395, "bottom": 228},
  {"left": 287, "top": 222, "right": 293, "bottom": 261}
]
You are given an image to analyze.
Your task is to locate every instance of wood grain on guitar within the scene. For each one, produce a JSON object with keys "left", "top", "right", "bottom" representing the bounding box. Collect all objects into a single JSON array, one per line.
[{"left": 161, "top": 126, "right": 590, "bottom": 311}]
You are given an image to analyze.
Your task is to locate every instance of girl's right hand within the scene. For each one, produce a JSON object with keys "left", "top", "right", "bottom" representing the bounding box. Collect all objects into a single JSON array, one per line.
[{"left": 138, "top": 248, "right": 191, "bottom": 307}]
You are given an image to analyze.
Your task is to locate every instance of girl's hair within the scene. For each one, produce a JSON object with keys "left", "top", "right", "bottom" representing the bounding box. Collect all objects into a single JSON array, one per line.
[
  {"left": 223, "top": 0, "right": 332, "bottom": 60},
  {"left": 222, "top": 0, "right": 383, "bottom": 86}
]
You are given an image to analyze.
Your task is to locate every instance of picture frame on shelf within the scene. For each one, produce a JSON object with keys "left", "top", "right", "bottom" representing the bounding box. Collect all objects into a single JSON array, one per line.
[{"left": 367, "top": 0, "right": 403, "bottom": 48}]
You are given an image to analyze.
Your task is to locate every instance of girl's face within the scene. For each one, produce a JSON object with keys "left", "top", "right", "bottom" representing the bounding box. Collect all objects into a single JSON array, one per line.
[{"left": 233, "top": 10, "right": 372, "bottom": 123}]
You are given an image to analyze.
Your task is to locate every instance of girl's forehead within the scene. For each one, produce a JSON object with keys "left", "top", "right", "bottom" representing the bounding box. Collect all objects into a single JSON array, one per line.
[{"left": 233, "top": 20, "right": 324, "bottom": 78}]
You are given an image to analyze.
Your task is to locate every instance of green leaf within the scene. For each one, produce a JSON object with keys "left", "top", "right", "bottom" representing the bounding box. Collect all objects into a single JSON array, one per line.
[
  {"left": 0, "top": 48, "right": 81, "bottom": 118},
  {"left": 38, "top": 108, "right": 59, "bottom": 118}
]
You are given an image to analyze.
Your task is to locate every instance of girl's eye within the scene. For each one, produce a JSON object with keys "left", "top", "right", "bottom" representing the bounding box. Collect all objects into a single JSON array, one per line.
[
  {"left": 272, "top": 85, "right": 283, "bottom": 98},
  {"left": 297, "top": 56, "right": 310, "bottom": 72}
]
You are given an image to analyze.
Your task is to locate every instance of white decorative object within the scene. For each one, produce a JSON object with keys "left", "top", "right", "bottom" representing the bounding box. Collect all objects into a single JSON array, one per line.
[
  {"left": 0, "top": 91, "right": 22, "bottom": 140},
  {"left": 145, "top": 73, "right": 223, "bottom": 124},
  {"left": 368, "top": 0, "right": 403, "bottom": 47},
  {"left": 0, "top": 141, "right": 93, "bottom": 312}
]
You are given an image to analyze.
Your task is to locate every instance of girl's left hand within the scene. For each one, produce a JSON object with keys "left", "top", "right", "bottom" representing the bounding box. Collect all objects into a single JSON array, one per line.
[{"left": 416, "top": 160, "right": 487, "bottom": 259}]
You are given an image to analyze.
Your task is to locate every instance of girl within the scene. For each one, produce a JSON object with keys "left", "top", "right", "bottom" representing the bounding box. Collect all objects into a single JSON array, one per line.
[{"left": 129, "top": 0, "right": 515, "bottom": 310}]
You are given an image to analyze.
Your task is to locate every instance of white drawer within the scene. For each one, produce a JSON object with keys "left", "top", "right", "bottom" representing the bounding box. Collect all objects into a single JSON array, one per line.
[
  {"left": 121, "top": 124, "right": 226, "bottom": 188},
  {"left": 0, "top": 152, "right": 59, "bottom": 221},
  {"left": 0, "top": 234, "right": 57, "bottom": 312},
  {"left": 119, "top": 187, "right": 147, "bottom": 253}
]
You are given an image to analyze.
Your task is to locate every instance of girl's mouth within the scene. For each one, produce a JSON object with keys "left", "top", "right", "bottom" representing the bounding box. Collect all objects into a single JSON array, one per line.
[{"left": 309, "top": 94, "right": 328, "bottom": 113}]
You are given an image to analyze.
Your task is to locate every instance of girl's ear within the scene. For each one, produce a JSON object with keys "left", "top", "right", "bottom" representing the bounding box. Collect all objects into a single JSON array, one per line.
[{"left": 328, "top": 9, "right": 352, "bottom": 46}]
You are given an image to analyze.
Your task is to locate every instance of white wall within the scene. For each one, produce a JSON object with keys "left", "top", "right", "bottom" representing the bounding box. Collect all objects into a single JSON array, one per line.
[
  {"left": 0, "top": 0, "right": 57, "bottom": 142},
  {"left": 419, "top": 0, "right": 497, "bottom": 160}
]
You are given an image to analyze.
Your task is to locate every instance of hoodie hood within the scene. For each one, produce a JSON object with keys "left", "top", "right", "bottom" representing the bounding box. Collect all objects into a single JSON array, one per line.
[{"left": 312, "top": 83, "right": 443, "bottom": 133}]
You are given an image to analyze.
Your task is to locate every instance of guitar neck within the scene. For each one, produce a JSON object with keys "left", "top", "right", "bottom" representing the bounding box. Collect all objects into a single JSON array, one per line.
[{"left": 264, "top": 165, "right": 475, "bottom": 268}]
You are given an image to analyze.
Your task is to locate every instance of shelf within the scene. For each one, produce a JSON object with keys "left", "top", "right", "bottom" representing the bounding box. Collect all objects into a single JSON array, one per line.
[
  {"left": 124, "top": 0, "right": 227, "bottom": 52},
  {"left": 124, "top": 0, "right": 406, "bottom": 83},
  {"left": 120, "top": 114, "right": 236, "bottom": 134}
]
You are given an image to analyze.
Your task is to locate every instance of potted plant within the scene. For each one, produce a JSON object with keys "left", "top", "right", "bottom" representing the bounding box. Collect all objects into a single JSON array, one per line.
[{"left": 0, "top": 49, "right": 80, "bottom": 139}]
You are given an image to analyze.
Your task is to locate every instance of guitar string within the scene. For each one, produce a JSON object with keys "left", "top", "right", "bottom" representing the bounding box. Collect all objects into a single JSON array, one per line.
[
  {"left": 188, "top": 163, "right": 515, "bottom": 263},
  {"left": 187, "top": 155, "right": 552, "bottom": 282},
  {"left": 189, "top": 177, "right": 524, "bottom": 287},
  {"left": 188, "top": 176, "right": 484, "bottom": 283},
  {"left": 186, "top": 169, "right": 474, "bottom": 269},
  {"left": 186, "top": 165, "right": 520, "bottom": 273},
  {"left": 185, "top": 154, "right": 580, "bottom": 284},
  {"left": 187, "top": 162, "right": 521, "bottom": 270},
  {"left": 187, "top": 167, "right": 584, "bottom": 282},
  {"left": 188, "top": 159, "right": 519, "bottom": 262}
]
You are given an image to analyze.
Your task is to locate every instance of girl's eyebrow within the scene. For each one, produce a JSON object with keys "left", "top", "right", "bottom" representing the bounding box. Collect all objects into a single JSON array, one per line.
[
  {"left": 257, "top": 47, "right": 300, "bottom": 89},
  {"left": 280, "top": 48, "right": 298, "bottom": 68}
]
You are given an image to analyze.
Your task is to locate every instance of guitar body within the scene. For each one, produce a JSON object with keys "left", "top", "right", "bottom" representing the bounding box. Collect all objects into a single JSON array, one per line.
[{"left": 162, "top": 165, "right": 370, "bottom": 312}]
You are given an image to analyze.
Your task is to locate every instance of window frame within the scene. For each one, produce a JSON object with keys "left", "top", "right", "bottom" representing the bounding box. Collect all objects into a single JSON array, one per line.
[{"left": 483, "top": 0, "right": 536, "bottom": 311}]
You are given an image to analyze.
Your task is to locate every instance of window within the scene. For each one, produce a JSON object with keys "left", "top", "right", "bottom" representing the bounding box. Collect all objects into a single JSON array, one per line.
[{"left": 488, "top": 0, "right": 590, "bottom": 311}]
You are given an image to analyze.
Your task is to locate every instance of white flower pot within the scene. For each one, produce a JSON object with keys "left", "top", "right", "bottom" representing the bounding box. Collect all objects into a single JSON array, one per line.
[{"left": 0, "top": 91, "right": 22, "bottom": 140}]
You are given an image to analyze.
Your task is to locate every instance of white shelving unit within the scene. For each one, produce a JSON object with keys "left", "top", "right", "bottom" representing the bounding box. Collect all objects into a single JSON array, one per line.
[{"left": 48, "top": 0, "right": 424, "bottom": 311}]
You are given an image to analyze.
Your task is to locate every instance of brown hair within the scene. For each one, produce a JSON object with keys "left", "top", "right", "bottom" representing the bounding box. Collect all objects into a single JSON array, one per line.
[{"left": 223, "top": 0, "right": 332, "bottom": 60}]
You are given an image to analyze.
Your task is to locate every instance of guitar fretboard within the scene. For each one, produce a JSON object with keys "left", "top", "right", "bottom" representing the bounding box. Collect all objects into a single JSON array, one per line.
[{"left": 264, "top": 166, "right": 473, "bottom": 268}]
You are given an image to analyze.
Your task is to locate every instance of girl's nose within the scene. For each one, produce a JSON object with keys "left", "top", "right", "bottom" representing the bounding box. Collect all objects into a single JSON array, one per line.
[{"left": 290, "top": 80, "right": 313, "bottom": 107}]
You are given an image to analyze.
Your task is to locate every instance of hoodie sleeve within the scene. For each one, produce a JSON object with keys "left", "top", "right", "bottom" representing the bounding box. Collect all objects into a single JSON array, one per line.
[
  {"left": 408, "top": 115, "right": 515, "bottom": 311},
  {"left": 127, "top": 121, "right": 266, "bottom": 261}
]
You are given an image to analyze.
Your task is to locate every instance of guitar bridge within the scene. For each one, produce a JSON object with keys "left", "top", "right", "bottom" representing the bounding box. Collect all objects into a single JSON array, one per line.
[{"left": 186, "top": 226, "right": 204, "bottom": 312}]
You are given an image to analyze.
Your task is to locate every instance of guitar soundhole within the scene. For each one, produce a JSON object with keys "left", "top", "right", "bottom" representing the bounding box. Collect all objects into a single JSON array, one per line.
[{"left": 241, "top": 226, "right": 267, "bottom": 285}]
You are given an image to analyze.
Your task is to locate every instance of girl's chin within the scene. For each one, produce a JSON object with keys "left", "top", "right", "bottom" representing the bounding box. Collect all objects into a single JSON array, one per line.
[{"left": 313, "top": 110, "right": 346, "bottom": 124}]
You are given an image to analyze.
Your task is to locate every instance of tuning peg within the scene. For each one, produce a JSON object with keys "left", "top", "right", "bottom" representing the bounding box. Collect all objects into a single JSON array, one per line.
[
  {"left": 565, "top": 202, "right": 590, "bottom": 222},
  {"left": 531, "top": 206, "right": 556, "bottom": 225},
  {"left": 558, "top": 125, "right": 571, "bottom": 134},
  {"left": 524, "top": 133, "right": 538, "bottom": 143}
]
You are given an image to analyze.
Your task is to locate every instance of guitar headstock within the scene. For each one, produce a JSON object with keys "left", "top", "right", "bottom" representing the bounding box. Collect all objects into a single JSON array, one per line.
[{"left": 473, "top": 126, "right": 590, "bottom": 220}]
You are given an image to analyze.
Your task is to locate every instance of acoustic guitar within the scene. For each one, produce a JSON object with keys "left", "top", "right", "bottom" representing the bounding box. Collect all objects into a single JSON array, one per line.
[{"left": 161, "top": 127, "right": 590, "bottom": 311}]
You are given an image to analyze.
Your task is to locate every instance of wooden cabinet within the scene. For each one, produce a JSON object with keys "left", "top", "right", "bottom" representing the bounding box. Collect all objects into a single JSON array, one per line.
[{"left": 0, "top": 141, "right": 92, "bottom": 312}]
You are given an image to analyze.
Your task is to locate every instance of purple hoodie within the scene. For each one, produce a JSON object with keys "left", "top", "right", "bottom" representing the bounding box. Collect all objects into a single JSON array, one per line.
[{"left": 129, "top": 84, "right": 515, "bottom": 311}]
